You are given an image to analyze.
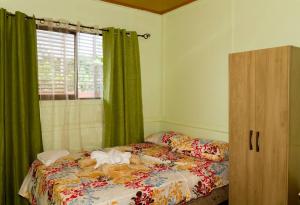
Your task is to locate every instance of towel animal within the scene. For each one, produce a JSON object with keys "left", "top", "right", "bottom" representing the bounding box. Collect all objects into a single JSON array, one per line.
[{"left": 91, "top": 149, "right": 131, "bottom": 168}]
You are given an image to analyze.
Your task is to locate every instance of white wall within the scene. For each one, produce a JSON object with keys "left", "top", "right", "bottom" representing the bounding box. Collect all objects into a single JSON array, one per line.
[{"left": 0, "top": 0, "right": 163, "bottom": 150}]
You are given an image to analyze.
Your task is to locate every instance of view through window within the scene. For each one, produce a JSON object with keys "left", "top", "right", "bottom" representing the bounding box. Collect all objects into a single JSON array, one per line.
[{"left": 37, "top": 29, "right": 103, "bottom": 100}]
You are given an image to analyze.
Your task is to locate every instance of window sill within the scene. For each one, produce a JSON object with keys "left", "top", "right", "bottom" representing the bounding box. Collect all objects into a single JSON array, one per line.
[{"left": 39, "top": 99, "right": 103, "bottom": 107}]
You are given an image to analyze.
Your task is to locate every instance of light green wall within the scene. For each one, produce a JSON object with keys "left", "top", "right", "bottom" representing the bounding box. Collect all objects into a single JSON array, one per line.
[
  {"left": 233, "top": 0, "right": 300, "bottom": 51},
  {"left": 162, "top": 0, "right": 232, "bottom": 140},
  {"left": 2, "top": 0, "right": 300, "bottom": 144},
  {"left": 162, "top": 0, "right": 300, "bottom": 141}
]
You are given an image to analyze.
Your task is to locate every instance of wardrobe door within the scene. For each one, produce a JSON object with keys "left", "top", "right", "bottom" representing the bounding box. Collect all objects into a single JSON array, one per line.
[
  {"left": 229, "top": 51, "right": 255, "bottom": 205},
  {"left": 254, "top": 47, "right": 289, "bottom": 205}
]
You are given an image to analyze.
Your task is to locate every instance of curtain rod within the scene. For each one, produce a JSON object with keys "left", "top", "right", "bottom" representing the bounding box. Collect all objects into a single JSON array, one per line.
[{"left": 6, "top": 13, "right": 151, "bottom": 39}]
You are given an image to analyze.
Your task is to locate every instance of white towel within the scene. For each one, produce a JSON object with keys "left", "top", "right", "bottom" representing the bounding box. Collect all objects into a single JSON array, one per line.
[
  {"left": 37, "top": 150, "right": 70, "bottom": 166},
  {"left": 91, "top": 149, "right": 131, "bottom": 168}
]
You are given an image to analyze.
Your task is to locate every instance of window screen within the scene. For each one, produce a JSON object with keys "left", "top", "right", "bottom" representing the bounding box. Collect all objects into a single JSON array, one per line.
[
  {"left": 78, "top": 33, "right": 103, "bottom": 99},
  {"left": 37, "top": 29, "right": 103, "bottom": 100}
]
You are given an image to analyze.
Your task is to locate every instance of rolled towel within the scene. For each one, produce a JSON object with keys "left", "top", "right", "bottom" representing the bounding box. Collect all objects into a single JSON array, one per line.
[
  {"left": 91, "top": 151, "right": 111, "bottom": 168},
  {"left": 109, "top": 149, "right": 131, "bottom": 164},
  {"left": 91, "top": 149, "right": 131, "bottom": 168},
  {"left": 37, "top": 150, "right": 70, "bottom": 166}
]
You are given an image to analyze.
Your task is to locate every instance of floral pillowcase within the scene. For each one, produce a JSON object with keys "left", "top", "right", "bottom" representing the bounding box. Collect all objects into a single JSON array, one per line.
[
  {"left": 145, "top": 131, "right": 229, "bottom": 162},
  {"left": 145, "top": 131, "right": 189, "bottom": 147},
  {"left": 170, "top": 138, "right": 229, "bottom": 162}
]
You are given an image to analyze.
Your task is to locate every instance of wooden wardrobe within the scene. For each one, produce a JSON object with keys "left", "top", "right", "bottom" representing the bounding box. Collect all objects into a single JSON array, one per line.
[{"left": 229, "top": 46, "right": 300, "bottom": 205}]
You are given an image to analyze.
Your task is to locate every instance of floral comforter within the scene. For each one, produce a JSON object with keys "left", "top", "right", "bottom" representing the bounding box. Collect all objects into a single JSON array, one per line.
[{"left": 19, "top": 143, "right": 228, "bottom": 205}]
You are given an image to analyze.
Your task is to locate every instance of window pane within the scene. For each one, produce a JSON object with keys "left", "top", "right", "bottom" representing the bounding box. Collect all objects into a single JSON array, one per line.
[
  {"left": 37, "top": 29, "right": 75, "bottom": 98},
  {"left": 78, "top": 33, "right": 103, "bottom": 99}
]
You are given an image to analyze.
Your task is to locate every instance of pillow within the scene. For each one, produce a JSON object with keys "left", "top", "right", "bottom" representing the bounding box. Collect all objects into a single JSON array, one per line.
[
  {"left": 37, "top": 150, "right": 70, "bottom": 166},
  {"left": 168, "top": 134, "right": 193, "bottom": 148},
  {"left": 171, "top": 138, "right": 229, "bottom": 162},
  {"left": 145, "top": 131, "right": 187, "bottom": 146}
]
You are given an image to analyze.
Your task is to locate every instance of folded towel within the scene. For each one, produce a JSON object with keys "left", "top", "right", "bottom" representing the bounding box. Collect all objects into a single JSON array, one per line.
[
  {"left": 37, "top": 150, "right": 70, "bottom": 166},
  {"left": 91, "top": 149, "right": 131, "bottom": 168}
]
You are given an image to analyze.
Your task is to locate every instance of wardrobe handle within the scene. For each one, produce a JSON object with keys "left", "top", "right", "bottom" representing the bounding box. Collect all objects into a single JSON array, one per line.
[
  {"left": 249, "top": 130, "right": 253, "bottom": 150},
  {"left": 256, "top": 132, "right": 260, "bottom": 152}
]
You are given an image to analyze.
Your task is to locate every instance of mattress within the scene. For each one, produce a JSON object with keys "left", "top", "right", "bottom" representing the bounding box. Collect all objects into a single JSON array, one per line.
[{"left": 19, "top": 142, "right": 229, "bottom": 205}]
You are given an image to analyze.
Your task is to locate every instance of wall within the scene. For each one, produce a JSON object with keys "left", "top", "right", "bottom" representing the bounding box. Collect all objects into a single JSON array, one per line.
[
  {"left": 162, "top": 0, "right": 300, "bottom": 142},
  {"left": 233, "top": 0, "right": 300, "bottom": 51},
  {"left": 3, "top": 0, "right": 300, "bottom": 146},
  {"left": 0, "top": 0, "right": 163, "bottom": 150},
  {"left": 162, "top": 0, "right": 232, "bottom": 141}
]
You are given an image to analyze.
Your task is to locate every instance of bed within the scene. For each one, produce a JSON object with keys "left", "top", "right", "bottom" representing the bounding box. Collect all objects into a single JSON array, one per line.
[{"left": 19, "top": 141, "right": 229, "bottom": 205}]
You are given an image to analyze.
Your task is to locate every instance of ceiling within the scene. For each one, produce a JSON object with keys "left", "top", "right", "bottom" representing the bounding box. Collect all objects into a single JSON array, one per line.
[{"left": 101, "top": 0, "right": 197, "bottom": 14}]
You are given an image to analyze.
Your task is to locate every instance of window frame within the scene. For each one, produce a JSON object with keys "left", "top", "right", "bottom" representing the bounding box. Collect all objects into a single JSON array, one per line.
[{"left": 37, "top": 26, "right": 103, "bottom": 100}]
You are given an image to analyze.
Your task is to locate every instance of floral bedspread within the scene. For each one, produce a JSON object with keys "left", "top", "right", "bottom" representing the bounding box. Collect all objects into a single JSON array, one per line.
[{"left": 19, "top": 143, "right": 228, "bottom": 205}]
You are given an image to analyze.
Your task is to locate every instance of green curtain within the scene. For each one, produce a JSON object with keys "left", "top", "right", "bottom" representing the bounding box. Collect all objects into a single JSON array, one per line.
[
  {"left": 103, "top": 28, "right": 144, "bottom": 147},
  {"left": 0, "top": 9, "right": 43, "bottom": 205}
]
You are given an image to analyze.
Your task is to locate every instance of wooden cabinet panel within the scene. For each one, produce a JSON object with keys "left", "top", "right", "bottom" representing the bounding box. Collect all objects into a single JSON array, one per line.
[
  {"left": 254, "top": 47, "right": 289, "bottom": 205},
  {"left": 289, "top": 47, "right": 300, "bottom": 205},
  {"left": 229, "top": 51, "right": 255, "bottom": 205},
  {"left": 229, "top": 46, "right": 295, "bottom": 205}
]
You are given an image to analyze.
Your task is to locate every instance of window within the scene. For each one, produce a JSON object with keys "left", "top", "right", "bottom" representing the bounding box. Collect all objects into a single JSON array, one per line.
[{"left": 37, "top": 29, "right": 103, "bottom": 100}]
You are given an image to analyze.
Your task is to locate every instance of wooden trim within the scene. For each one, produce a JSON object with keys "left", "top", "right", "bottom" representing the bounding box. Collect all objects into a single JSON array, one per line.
[
  {"left": 229, "top": 45, "right": 293, "bottom": 55},
  {"left": 101, "top": 0, "right": 197, "bottom": 14},
  {"left": 39, "top": 94, "right": 101, "bottom": 100},
  {"left": 102, "top": 0, "right": 161, "bottom": 14},
  {"left": 39, "top": 94, "right": 76, "bottom": 100},
  {"left": 288, "top": 46, "right": 300, "bottom": 205},
  {"left": 160, "top": 0, "right": 197, "bottom": 14}
]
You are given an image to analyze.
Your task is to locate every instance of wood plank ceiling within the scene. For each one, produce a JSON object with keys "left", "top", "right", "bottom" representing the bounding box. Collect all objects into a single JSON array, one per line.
[{"left": 101, "top": 0, "right": 196, "bottom": 14}]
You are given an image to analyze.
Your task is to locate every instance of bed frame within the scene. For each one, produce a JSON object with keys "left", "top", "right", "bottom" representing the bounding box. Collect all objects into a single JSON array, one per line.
[{"left": 185, "top": 185, "right": 228, "bottom": 205}]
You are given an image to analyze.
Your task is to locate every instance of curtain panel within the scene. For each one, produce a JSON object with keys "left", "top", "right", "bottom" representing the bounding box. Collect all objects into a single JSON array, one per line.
[
  {"left": 103, "top": 28, "right": 144, "bottom": 147},
  {"left": 36, "top": 22, "right": 103, "bottom": 152},
  {"left": 0, "top": 9, "right": 43, "bottom": 205}
]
